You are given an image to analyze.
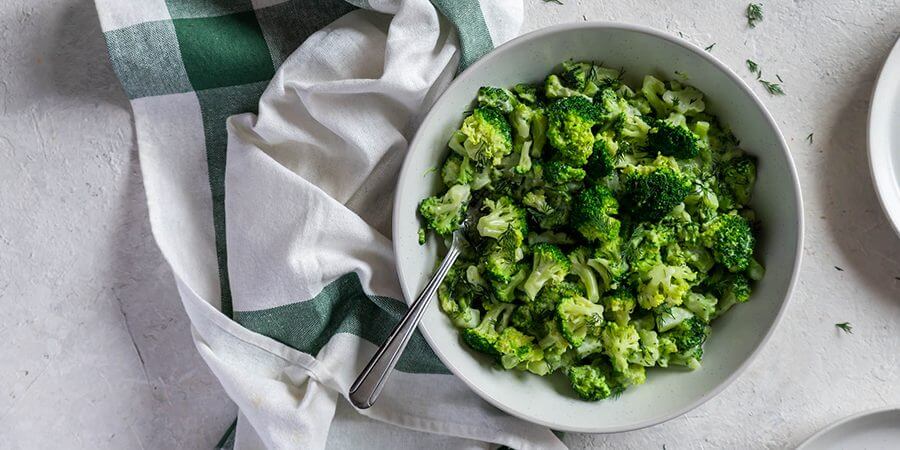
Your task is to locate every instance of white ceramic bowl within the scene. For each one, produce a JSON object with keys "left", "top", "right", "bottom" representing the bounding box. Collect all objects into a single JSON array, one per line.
[{"left": 393, "top": 23, "right": 804, "bottom": 433}]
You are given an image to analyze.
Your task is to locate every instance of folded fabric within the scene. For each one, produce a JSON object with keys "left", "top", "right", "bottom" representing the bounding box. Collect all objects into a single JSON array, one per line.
[{"left": 96, "top": 0, "right": 567, "bottom": 448}]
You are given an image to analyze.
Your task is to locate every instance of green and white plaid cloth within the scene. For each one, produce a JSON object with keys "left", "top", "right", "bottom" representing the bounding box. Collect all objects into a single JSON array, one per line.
[{"left": 94, "top": 0, "right": 566, "bottom": 448}]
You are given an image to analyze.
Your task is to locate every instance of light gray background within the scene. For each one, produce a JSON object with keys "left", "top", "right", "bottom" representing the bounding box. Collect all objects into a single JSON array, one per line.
[{"left": 1, "top": 0, "right": 898, "bottom": 448}]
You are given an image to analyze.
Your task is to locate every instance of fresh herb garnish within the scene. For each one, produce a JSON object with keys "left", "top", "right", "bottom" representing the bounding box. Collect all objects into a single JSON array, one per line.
[
  {"left": 543, "top": 0, "right": 564, "bottom": 4},
  {"left": 462, "top": 109, "right": 473, "bottom": 117},
  {"left": 835, "top": 322, "right": 853, "bottom": 334},
  {"left": 834, "top": 266, "right": 844, "bottom": 271},
  {"left": 704, "top": 42, "right": 716, "bottom": 52},
  {"left": 675, "top": 70, "right": 689, "bottom": 80},
  {"left": 776, "top": 74, "right": 784, "bottom": 83},
  {"left": 747, "top": 3, "right": 764, "bottom": 28},
  {"left": 806, "top": 133, "right": 813, "bottom": 143},
  {"left": 760, "top": 79, "right": 784, "bottom": 95},
  {"left": 423, "top": 166, "right": 438, "bottom": 177},
  {"left": 746, "top": 59, "right": 762, "bottom": 79}
]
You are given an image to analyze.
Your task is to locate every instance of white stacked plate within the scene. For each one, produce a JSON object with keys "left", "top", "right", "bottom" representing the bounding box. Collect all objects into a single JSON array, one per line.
[{"left": 869, "top": 38, "right": 900, "bottom": 236}]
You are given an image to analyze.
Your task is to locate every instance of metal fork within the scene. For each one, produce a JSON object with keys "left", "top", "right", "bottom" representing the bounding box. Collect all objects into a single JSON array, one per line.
[{"left": 348, "top": 229, "right": 464, "bottom": 409}]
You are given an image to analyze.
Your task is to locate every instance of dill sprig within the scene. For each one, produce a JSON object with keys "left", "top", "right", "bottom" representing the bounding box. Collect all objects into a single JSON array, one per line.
[
  {"left": 835, "top": 322, "right": 853, "bottom": 334},
  {"left": 746, "top": 59, "right": 762, "bottom": 79},
  {"left": 806, "top": 133, "right": 813, "bottom": 143},
  {"left": 543, "top": 0, "right": 564, "bottom": 4},
  {"left": 759, "top": 79, "right": 784, "bottom": 95},
  {"left": 704, "top": 42, "right": 716, "bottom": 52},
  {"left": 747, "top": 3, "right": 763, "bottom": 28}
]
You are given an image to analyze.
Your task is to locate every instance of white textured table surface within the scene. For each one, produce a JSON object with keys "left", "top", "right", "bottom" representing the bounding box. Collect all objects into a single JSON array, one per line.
[{"left": 2, "top": 0, "right": 898, "bottom": 448}]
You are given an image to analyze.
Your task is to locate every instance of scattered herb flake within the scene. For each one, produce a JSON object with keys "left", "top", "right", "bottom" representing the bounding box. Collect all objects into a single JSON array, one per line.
[
  {"left": 543, "top": 0, "right": 564, "bottom": 4},
  {"left": 423, "top": 166, "right": 438, "bottom": 177},
  {"left": 806, "top": 133, "right": 814, "bottom": 143},
  {"left": 704, "top": 42, "right": 716, "bottom": 52},
  {"left": 835, "top": 322, "right": 853, "bottom": 334},
  {"left": 462, "top": 109, "right": 473, "bottom": 117},
  {"left": 760, "top": 79, "right": 785, "bottom": 95},
  {"left": 747, "top": 3, "right": 764, "bottom": 28},
  {"left": 582, "top": 14, "right": 587, "bottom": 21},
  {"left": 675, "top": 70, "right": 689, "bottom": 80},
  {"left": 834, "top": 266, "right": 844, "bottom": 271},
  {"left": 895, "top": 276, "right": 900, "bottom": 281},
  {"left": 776, "top": 73, "right": 784, "bottom": 83},
  {"left": 746, "top": 59, "right": 762, "bottom": 79},
  {"left": 678, "top": 32, "right": 685, "bottom": 38},
  {"left": 417, "top": 228, "right": 427, "bottom": 245}
]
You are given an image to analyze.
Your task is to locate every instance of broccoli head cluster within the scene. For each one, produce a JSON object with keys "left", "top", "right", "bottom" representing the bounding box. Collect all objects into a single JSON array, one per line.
[{"left": 419, "top": 61, "right": 763, "bottom": 402}]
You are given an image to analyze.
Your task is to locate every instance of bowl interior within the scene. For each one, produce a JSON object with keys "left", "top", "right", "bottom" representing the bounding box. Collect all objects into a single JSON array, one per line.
[{"left": 393, "top": 23, "right": 802, "bottom": 433}]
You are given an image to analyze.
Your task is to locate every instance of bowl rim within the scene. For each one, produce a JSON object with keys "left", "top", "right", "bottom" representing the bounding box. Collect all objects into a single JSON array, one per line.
[
  {"left": 867, "top": 37, "right": 900, "bottom": 237},
  {"left": 392, "top": 21, "right": 805, "bottom": 433}
]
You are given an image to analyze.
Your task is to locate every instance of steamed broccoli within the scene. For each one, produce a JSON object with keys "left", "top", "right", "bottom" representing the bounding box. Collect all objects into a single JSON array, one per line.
[
  {"left": 585, "top": 131, "right": 618, "bottom": 183},
  {"left": 601, "top": 322, "right": 641, "bottom": 372},
  {"left": 547, "top": 96, "right": 602, "bottom": 166},
  {"left": 461, "top": 303, "right": 515, "bottom": 356},
  {"left": 477, "top": 86, "right": 518, "bottom": 114},
  {"left": 495, "top": 327, "right": 543, "bottom": 370},
  {"left": 425, "top": 64, "right": 763, "bottom": 402},
  {"left": 449, "top": 107, "right": 513, "bottom": 166},
  {"left": 648, "top": 121, "right": 701, "bottom": 160},
  {"left": 523, "top": 188, "right": 572, "bottom": 230},
  {"left": 567, "top": 364, "right": 613, "bottom": 401},
  {"left": 477, "top": 196, "right": 527, "bottom": 240},
  {"left": 703, "top": 213, "right": 755, "bottom": 272},
  {"left": 418, "top": 183, "right": 471, "bottom": 235},
  {"left": 556, "top": 295, "right": 605, "bottom": 347},
  {"left": 720, "top": 155, "right": 757, "bottom": 206},
  {"left": 711, "top": 272, "right": 751, "bottom": 318},
  {"left": 523, "top": 243, "right": 571, "bottom": 300},
  {"left": 621, "top": 158, "right": 692, "bottom": 222},
  {"left": 568, "top": 247, "right": 601, "bottom": 302},
  {"left": 601, "top": 289, "right": 637, "bottom": 326},
  {"left": 570, "top": 185, "right": 621, "bottom": 242}
]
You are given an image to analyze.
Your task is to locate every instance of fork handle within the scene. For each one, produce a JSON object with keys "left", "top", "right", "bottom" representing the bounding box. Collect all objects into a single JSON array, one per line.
[{"left": 348, "top": 244, "right": 461, "bottom": 409}]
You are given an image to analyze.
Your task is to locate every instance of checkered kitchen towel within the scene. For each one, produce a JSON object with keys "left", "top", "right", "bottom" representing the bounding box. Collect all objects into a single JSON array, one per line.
[{"left": 95, "top": 0, "right": 567, "bottom": 448}]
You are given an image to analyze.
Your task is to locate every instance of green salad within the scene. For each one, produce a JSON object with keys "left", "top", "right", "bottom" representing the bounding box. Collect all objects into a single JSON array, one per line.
[{"left": 417, "top": 60, "right": 764, "bottom": 401}]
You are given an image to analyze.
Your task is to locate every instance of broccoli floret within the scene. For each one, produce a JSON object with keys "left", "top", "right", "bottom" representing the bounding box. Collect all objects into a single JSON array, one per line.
[
  {"left": 484, "top": 229, "right": 526, "bottom": 282},
  {"left": 534, "top": 280, "right": 585, "bottom": 314},
  {"left": 568, "top": 247, "right": 600, "bottom": 302},
  {"left": 585, "top": 131, "right": 618, "bottom": 184},
  {"left": 628, "top": 329, "right": 662, "bottom": 367},
  {"left": 509, "top": 103, "right": 548, "bottom": 172},
  {"left": 567, "top": 365, "right": 613, "bottom": 401},
  {"left": 662, "top": 83, "right": 706, "bottom": 116},
  {"left": 682, "top": 292, "right": 718, "bottom": 322},
  {"left": 522, "top": 188, "right": 572, "bottom": 230},
  {"left": 641, "top": 75, "right": 668, "bottom": 116},
  {"left": 556, "top": 295, "right": 605, "bottom": 347},
  {"left": 587, "top": 238, "right": 629, "bottom": 292},
  {"left": 560, "top": 60, "right": 591, "bottom": 91},
  {"left": 662, "top": 316, "right": 710, "bottom": 354},
  {"left": 438, "top": 263, "right": 482, "bottom": 328},
  {"left": 477, "top": 196, "right": 527, "bottom": 240},
  {"left": 703, "top": 213, "right": 755, "bottom": 272},
  {"left": 655, "top": 335, "right": 679, "bottom": 368},
  {"left": 490, "top": 264, "right": 527, "bottom": 303},
  {"left": 523, "top": 243, "right": 571, "bottom": 300},
  {"left": 417, "top": 228, "right": 426, "bottom": 245},
  {"left": 684, "top": 175, "right": 721, "bottom": 222},
  {"left": 545, "top": 74, "right": 589, "bottom": 99},
  {"left": 449, "top": 107, "right": 513, "bottom": 166},
  {"left": 668, "top": 345, "right": 704, "bottom": 370},
  {"left": 654, "top": 305, "right": 696, "bottom": 332},
  {"left": 418, "top": 184, "right": 471, "bottom": 235},
  {"left": 615, "top": 363, "right": 647, "bottom": 387},
  {"left": 513, "top": 83, "right": 540, "bottom": 105},
  {"left": 596, "top": 88, "right": 651, "bottom": 142},
  {"left": 570, "top": 185, "right": 621, "bottom": 243},
  {"left": 538, "top": 320, "right": 575, "bottom": 373},
  {"left": 543, "top": 160, "right": 586, "bottom": 185},
  {"left": 495, "top": 327, "right": 543, "bottom": 370},
  {"left": 477, "top": 86, "right": 518, "bottom": 114},
  {"left": 460, "top": 303, "right": 515, "bottom": 356},
  {"left": 720, "top": 155, "right": 757, "bottom": 206},
  {"left": 621, "top": 158, "right": 692, "bottom": 223},
  {"left": 601, "top": 322, "right": 641, "bottom": 372},
  {"left": 648, "top": 121, "right": 701, "bottom": 159},
  {"left": 711, "top": 272, "right": 751, "bottom": 318},
  {"left": 601, "top": 289, "right": 636, "bottom": 326},
  {"left": 441, "top": 154, "right": 474, "bottom": 187},
  {"left": 547, "top": 96, "right": 602, "bottom": 166},
  {"left": 635, "top": 261, "right": 697, "bottom": 310}
]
